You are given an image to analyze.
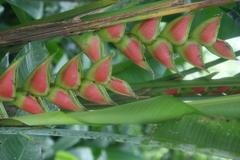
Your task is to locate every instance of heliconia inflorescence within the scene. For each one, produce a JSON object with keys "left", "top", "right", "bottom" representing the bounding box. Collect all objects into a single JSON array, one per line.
[
  {"left": 79, "top": 81, "right": 114, "bottom": 105},
  {"left": 148, "top": 38, "right": 176, "bottom": 70},
  {"left": 98, "top": 24, "right": 126, "bottom": 43},
  {"left": 1, "top": 13, "right": 238, "bottom": 115},
  {"left": 47, "top": 87, "right": 85, "bottom": 111},
  {"left": 115, "top": 36, "right": 153, "bottom": 73},
  {"left": 178, "top": 40, "right": 204, "bottom": 69},
  {"left": 106, "top": 77, "right": 136, "bottom": 97},
  {"left": 74, "top": 32, "right": 104, "bottom": 62},
  {"left": 162, "top": 15, "right": 194, "bottom": 45},
  {"left": 56, "top": 55, "right": 81, "bottom": 89},
  {"left": 25, "top": 56, "right": 52, "bottom": 96},
  {"left": 192, "top": 16, "right": 221, "bottom": 46},
  {"left": 86, "top": 56, "right": 112, "bottom": 84},
  {"left": 132, "top": 18, "right": 161, "bottom": 44},
  {"left": 207, "top": 39, "right": 236, "bottom": 59}
]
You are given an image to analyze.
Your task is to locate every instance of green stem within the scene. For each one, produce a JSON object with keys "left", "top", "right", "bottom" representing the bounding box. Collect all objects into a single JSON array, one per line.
[{"left": 132, "top": 78, "right": 240, "bottom": 89}]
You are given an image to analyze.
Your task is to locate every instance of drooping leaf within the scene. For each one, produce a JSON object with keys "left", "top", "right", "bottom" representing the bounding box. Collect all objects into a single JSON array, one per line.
[
  {"left": 3, "top": 93, "right": 240, "bottom": 126},
  {"left": 0, "top": 95, "right": 196, "bottom": 126}
]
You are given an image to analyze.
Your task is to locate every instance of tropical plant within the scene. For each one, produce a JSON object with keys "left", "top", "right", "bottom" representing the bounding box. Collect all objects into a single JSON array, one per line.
[{"left": 0, "top": 0, "right": 240, "bottom": 159}]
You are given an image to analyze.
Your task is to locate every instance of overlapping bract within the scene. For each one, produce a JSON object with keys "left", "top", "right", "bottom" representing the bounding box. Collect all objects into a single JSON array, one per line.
[
  {"left": 0, "top": 13, "right": 237, "bottom": 115},
  {"left": 0, "top": 55, "right": 136, "bottom": 114},
  {"left": 55, "top": 55, "right": 81, "bottom": 89},
  {"left": 73, "top": 14, "right": 236, "bottom": 72}
]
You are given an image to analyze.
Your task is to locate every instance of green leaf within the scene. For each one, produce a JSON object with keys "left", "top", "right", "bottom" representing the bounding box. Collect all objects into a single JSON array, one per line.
[
  {"left": 0, "top": 95, "right": 196, "bottom": 126},
  {"left": 6, "top": 0, "right": 43, "bottom": 19},
  {"left": 152, "top": 115, "right": 240, "bottom": 158},
  {"left": 189, "top": 94, "right": 240, "bottom": 119},
  {"left": 2, "top": 116, "right": 240, "bottom": 158},
  {"left": 0, "top": 135, "right": 43, "bottom": 160},
  {"left": 11, "top": 4, "right": 32, "bottom": 23},
  {"left": 3, "top": 93, "right": 240, "bottom": 126},
  {"left": 46, "top": 39, "right": 64, "bottom": 64},
  {"left": 69, "top": 95, "right": 195, "bottom": 124}
]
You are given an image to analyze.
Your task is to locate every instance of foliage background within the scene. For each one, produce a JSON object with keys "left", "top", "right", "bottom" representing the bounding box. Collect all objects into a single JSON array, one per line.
[{"left": 0, "top": 0, "right": 240, "bottom": 159}]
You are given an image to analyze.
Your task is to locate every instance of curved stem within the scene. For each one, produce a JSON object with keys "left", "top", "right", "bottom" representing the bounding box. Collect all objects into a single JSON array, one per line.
[
  {"left": 132, "top": 78, "right": 240, "bottom": 89},
  {"left": 0, "top": 0, "right": 238, "bottom": 47}
]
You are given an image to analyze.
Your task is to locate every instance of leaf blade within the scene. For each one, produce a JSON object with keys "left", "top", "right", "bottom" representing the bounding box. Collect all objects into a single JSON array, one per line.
[{"left": 0, "top": 95, "right": 196, "bottom": 126}]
